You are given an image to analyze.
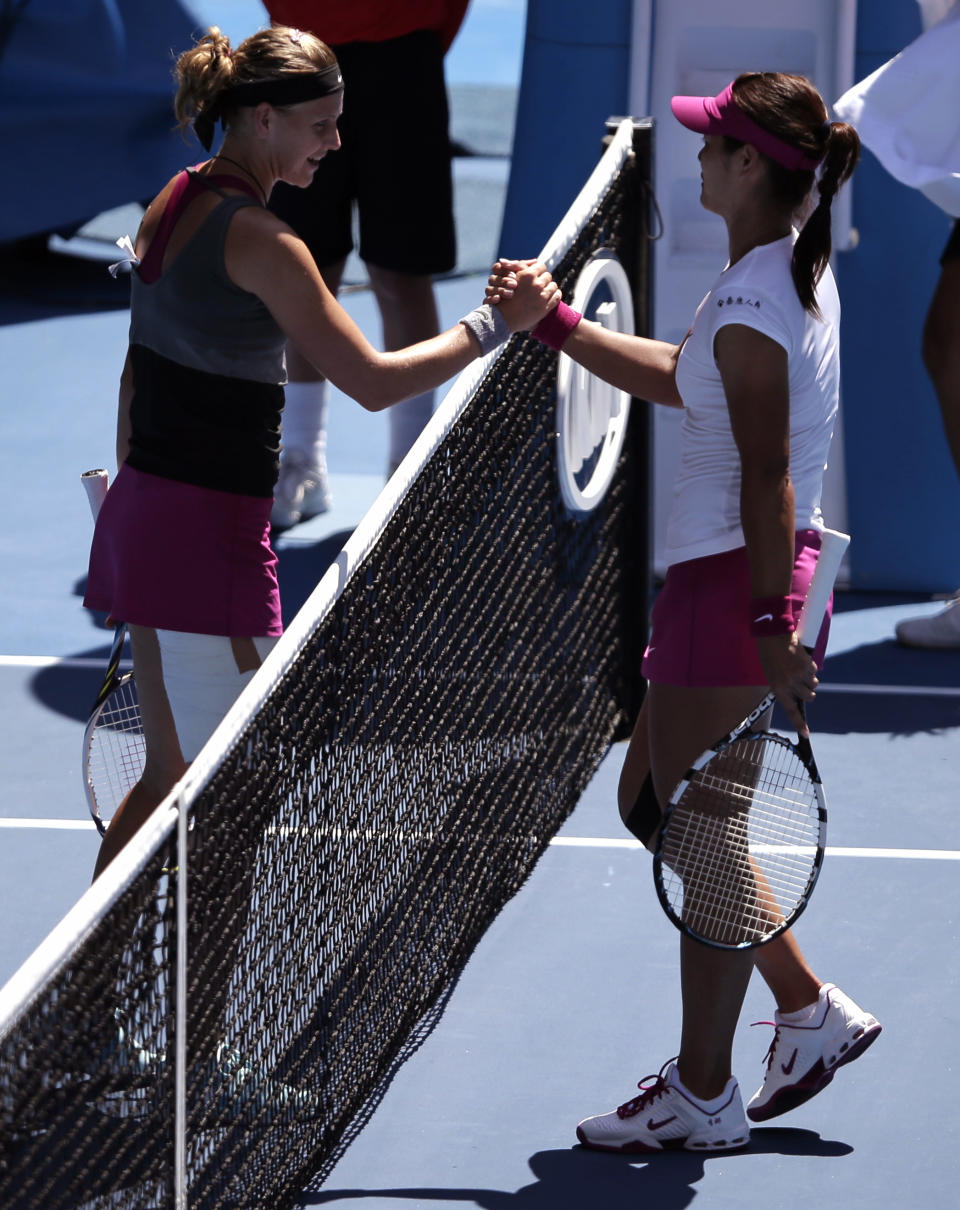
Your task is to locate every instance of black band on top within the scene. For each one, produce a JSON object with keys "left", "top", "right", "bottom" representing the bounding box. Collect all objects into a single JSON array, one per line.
[
  {"left": 225, "top": 65, "right": 343, "bottom": 110},
  {"left": 194, "top": 65, "right": 343, "bottom": 150}
]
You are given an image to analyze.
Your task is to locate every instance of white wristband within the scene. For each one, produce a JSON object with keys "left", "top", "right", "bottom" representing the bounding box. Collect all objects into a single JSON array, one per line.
[{"left": 459, "top": 304, "right": 512, "bottom": 355}]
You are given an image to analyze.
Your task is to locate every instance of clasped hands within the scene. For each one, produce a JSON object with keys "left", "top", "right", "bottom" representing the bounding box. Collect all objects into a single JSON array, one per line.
[{"left": 485, "top": 257, "right": 561, "bottom": 332}]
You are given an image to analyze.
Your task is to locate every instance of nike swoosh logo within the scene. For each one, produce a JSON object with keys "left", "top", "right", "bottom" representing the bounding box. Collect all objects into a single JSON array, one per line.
[
  {"left": 647, "top": 1114, "right": 677, "bottom": 1130},
  {"left": 753, "top": 613, "right": 774, "bottom": 623},
  {"left": 781, "top": 1048, "right": 798, "bottom": 1075}
]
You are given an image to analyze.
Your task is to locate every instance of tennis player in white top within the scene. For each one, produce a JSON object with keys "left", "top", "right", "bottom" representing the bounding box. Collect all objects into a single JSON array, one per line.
[{"left": 491, "top": 70, "right": 882, "bottom": 1152}]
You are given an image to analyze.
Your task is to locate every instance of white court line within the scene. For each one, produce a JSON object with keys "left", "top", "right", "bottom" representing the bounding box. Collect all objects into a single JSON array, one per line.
[
  {"left": 820, "top": 682, "right": 960, "bottom": 698},
  {"left": 0, "top": 656, "right": 131, "bottom": 670},
  {"left": 2, "top": 818, "right": 959, "bottom": 861},
  {"left": 549, "top": 836, "right": 960, "bottom": 859},
  {"left": 0, "top": 819, "right": 93, "bottom": 830}
]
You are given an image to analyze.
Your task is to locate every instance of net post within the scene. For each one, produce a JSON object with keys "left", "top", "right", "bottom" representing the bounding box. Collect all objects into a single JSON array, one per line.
[
  {"left": 605, "top": 115, "right": 656, "bottom": 732},
  {"left": 174, "top": 792, "right": 189, "bottom": 1210}
]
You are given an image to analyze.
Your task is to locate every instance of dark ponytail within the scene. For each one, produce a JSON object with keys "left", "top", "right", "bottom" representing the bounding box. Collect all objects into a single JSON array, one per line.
[
  {"left": 791, "top": 122, "right": 860, "bottom": 315},
  {"left": 727, "top": 73, "right": 861, "bottom": 315}
]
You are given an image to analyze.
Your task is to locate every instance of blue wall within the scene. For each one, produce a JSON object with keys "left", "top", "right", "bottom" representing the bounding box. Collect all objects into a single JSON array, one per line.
[
  {"left": 836, "top": 2, "right": 960, "bottom": 591},
  {"left": 498, "top": 0, "right": 633, "bottom": 259},
  {"left": 0, "top": 1, "right": 203, "bottom": 243}
]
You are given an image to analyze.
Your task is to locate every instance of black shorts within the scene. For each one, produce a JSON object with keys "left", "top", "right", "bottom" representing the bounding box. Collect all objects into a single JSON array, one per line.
[
  {"left": 269, "top": 30, "right": 456, "bottom": 276},
  {"left": 941, "top": 219, "right": 960, "bottom": 267}
]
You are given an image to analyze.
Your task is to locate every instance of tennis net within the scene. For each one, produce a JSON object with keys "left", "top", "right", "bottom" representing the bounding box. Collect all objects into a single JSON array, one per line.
[{"left": 0, "top": 116, "right": 653, "bottom": 1210}]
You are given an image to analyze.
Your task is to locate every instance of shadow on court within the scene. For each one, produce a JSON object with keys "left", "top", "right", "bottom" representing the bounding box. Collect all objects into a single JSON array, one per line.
[
  {"left": 825, "top": 634, "right": 960, "bottom": 689},
  {"left": 802, "top": 682, "right": 960, "bottom": 736},
  {"left": 275, "top": 529, "right": 356, "bottom": 624},
  {"left": 0, "top": 1098, "right": 168, "bottom": 1210},
  {"left": 303, "top": 1132, "right": 853, "bottom": 1208},
  {"left": 770, "top": 636, "right": 960, "bottom": 736},
  {"left": 0, "top": 243, "right": 132, "bottom": 323}
]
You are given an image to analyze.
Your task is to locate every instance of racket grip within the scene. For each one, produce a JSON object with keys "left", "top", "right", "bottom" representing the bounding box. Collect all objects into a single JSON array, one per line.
[
  {"left": 795, "top": 528, "right": 850, "bottom": 648},
  {"left": 81, "top": 469, "right": 109, "bottom": 522}
]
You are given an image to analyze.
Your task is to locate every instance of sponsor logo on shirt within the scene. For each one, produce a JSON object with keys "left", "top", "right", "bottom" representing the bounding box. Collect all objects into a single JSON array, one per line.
[{"left": 717, "top": 296, "right": 762, "bottom": 308}]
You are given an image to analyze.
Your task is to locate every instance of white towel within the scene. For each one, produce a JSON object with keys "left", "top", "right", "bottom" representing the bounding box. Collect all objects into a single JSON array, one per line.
[{"left": 833, "top": 4, "right": 960, "bottom": 215}]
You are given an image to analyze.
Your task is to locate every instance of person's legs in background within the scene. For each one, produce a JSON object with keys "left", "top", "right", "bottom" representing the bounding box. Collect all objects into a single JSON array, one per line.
[
  {"left": 271, "top": 259, "right": 345, "bottom": 530},
  {"left": 897, "top": 222, "right": 960, "bottom": 648},
  {"left": 272, "top": 258, "right": 445, "bottom": 527},
  {"left": 356, "top": 31, "right": 455, "bottom": 475},
  {"left": 368, "top": 264, "right": 443, "bottom": 474},
  {"left": 268, "top": 31, "right": 456, "bottom": 527}
]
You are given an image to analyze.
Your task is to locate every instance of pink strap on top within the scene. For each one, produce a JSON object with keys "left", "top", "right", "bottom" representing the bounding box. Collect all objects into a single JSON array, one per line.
[{"left": 136, "top": 169, "right": 263, "bottom": 284}]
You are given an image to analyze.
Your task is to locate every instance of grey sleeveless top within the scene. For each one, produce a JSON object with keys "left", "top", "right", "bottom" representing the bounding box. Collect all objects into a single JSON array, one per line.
[{"left": 125, "top": 173, "right": 287, "bottom": 497}]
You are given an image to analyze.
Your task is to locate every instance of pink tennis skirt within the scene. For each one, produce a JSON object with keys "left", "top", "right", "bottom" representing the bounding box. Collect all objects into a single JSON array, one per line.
[
  {"left": 642, "top": 530, "right": 830, "bottom": 688},
  {"left": 84, "top": 464, "right": 282, "bottom": 638}
]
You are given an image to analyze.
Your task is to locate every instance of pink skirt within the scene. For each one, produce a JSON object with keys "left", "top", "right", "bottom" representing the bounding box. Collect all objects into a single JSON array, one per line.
[
  {"left": 642, "top": 531, "right": 830, "bottom": 687},
  {"left": 84, "top": 465, "right": 282, "bottom": 637}
]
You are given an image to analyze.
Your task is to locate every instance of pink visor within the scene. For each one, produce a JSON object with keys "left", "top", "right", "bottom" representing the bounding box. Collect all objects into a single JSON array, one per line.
[{"left": 671, "top": 83, "right": 822, "bottom": 173}]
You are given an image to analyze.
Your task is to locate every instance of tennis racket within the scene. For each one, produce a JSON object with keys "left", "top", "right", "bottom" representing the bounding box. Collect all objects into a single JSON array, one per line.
[
  {"left": 81, "top": 469, "right": 145, "bottom": 836},
  {"left": 653, "top": 527, "right": 850, "bottom": 951}
]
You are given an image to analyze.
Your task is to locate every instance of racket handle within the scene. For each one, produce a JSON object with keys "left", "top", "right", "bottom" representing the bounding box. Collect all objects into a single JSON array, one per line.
[
  {"left": 82, "top": 468, "right": 109, "bottom": 522},
  {"left": 795, "top": 528, "right": 850, "bottom": 649}
]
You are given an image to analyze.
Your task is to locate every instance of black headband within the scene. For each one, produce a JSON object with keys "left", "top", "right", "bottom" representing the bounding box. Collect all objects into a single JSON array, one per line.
[{"left": 194, "top": 64, "right": 344, "bottom": 150}]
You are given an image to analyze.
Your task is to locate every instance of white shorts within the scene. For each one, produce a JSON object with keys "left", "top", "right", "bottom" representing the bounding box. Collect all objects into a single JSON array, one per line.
[{"left": 156, "top": 630, "right": 278, "bottom": 762}]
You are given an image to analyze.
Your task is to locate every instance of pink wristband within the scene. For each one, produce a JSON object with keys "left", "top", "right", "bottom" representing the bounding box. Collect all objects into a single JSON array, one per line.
[
  {"left": 532, "top": 301, "right": 582, "bottom": 351},
  {"left": 749, "top": 595, "right": 794, "bottom": 638}
]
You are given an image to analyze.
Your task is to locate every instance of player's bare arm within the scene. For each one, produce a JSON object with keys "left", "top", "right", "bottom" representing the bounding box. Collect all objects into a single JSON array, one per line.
[
  {"left": 227, "top": 211, "right": 555, "bottom": 409},
  {"left": 488, "top": 257, "right": 683, "bottom": 406},
  {"left": 718, "top": 322, "right": 816, "bottom": 730}
]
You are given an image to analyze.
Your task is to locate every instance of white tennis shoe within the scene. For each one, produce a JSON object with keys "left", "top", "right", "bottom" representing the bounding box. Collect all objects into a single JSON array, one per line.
[
  {"left": 576, "top": 1059, "right": 750, "bottom": 1153},
  {"left": 895, "top": 595, "right": 960, "bottom": 648},
  {"left": 271, "top": 451, "right": 332, "bottom": 530},
  {"left": 747, "top": 983, "right": 881, "bottom": 1122}
]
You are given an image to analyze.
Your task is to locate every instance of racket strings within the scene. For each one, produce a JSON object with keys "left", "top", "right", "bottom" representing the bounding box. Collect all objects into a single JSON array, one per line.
[
  {"left": 85, "top": 676, "right": 146, "bottom": 822},
  {"left": 661, "top": 734, "right": 822, "bottom": 946},
  {"left": 664, "top": 813, "right": 771, "bottom": 946}
]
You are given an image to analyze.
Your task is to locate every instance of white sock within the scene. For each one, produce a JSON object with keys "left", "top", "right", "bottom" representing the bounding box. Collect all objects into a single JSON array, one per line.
[
  {"left": 668, "top": 1064, "right": 735, "bottom": 1113},
  {"left": 388, "top": 390, "right": 434, "bottom": 472},
  {"left": 777, "top": 986, "right": 827, "bottom": 1025},
  {"left": 282, "top": 380, "right": 328, "bottom": 467}
]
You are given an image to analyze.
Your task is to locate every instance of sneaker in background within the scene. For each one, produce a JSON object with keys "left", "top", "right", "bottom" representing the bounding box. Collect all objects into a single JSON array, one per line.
[
  {"left": 895, "top": 595, "right": 960, "bottom": 648},
  {"left": 271, "top": 451, "right": 332, "bottom": 531}
]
